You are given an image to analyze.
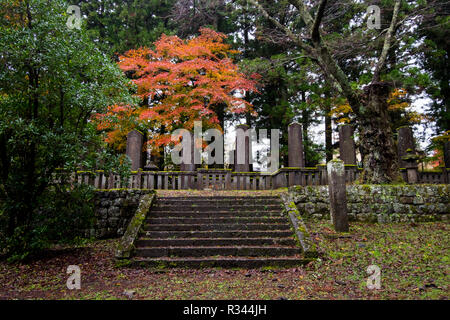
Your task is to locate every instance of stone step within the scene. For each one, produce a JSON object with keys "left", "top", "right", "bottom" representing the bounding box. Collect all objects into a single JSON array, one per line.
[
  {"left": 149, "top": 210, "right": 283, "bottom": 218},
  {"left": 145, "top": 217, "right": 288, "bottom": 225},
  {"left": 143, "top": 223, "right": 291, "bottom": 232},
  {"left": 134, "top": 246, "right": 302, "bottom": 258},
  {"left": 135, "top": 238, "right": 297, "bottom": 247},
  {"left": 141, "top": 230, "right": 295, "bottom": 239},
  {"left": 157, "top": 196, "right": 281, "bottom": 201},
  {"left": 132, "top": 256, "right": 312, "bottom": 269},
  {"left": 151, "top": 204, "right": 282, "bottom": 212},
  {"left": 128, "top": 194, "right": 308, "bottom": 269},
  {"left": 156, "top": 199, "right": 281, "bottom": 206}
]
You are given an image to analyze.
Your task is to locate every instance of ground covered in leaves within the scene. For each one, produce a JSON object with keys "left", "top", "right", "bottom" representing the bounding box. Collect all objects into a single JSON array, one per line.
[{"left": 0, "top": 221, "right": 448, "bottom": 300}]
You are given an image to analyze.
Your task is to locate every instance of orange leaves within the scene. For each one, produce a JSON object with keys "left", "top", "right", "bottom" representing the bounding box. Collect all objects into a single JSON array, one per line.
[
  {"left": 93, "top": 104, "right": 139, "bottom": 151},
  {"left": 97, "top": 28, "right": 259, "bottom": 149},
  {"left": 388, "top": 88, "right": 409, "bottom": 111},
  {"left": 152, "top": 28, "right": 234, "bottom": 60}
]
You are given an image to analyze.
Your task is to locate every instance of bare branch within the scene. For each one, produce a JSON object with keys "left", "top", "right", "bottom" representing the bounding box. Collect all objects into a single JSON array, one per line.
[
  {"left": 372, "top": 0, "right": 402, "bottom": 83},
  {"left": 287, "top": 0, "right": 314, "bottom": 29},
  {"left": 247, "top": 0, "right": 314, "bottom": 55},
  {"left": 311, "top": 0, "right": 328, "bottom": 43}
]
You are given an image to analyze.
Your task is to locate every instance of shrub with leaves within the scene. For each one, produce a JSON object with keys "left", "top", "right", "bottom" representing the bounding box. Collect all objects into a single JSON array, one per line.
[{"left": 0, "top": 0, "right": 135, "bottom": 260}]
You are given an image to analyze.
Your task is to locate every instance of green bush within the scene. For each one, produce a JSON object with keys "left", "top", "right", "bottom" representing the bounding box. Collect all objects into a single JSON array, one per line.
[
  {"left": 35, "top": 185, "right": 96, "bottom": 242},
  {"left": 0, "top": 185, "right": 96, "bottom": 262},
  {"left": 0, "top": 0, "right": 135, "bottom": 262}
]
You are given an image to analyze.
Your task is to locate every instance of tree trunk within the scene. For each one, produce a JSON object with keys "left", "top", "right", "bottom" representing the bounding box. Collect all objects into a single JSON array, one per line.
[
  {"left": 358, "top": 82, "right": 399, "bottom": 183},
  {"left": 324, "top": 103, "right": 333, "bottom": 162}
]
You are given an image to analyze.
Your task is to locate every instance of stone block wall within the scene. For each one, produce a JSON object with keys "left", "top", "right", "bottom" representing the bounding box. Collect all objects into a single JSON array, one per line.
[
  {"left": 289, "top": 185, "right": 449, "bottom": 223},
  {"left": 87, "top": 189, "right": 153, "bottom": 239}
]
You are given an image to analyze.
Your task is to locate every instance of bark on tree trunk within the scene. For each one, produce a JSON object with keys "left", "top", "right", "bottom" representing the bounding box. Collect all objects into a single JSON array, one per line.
[
  {"left": 358, "top": 82, "right": 399, "bottom": 183},
  {"left": 325, "top": 104, "right": 333, "bottom": 163}
]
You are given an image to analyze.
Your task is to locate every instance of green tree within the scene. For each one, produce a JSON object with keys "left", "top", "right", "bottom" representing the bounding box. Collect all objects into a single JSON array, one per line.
[
  {"left": 0, "top": 0, "right": 135, "bottom": 260},
  {"left": 76, "top": 0, "right": 177, "bottom": 57},
  {"left": 248, "top": 0, "right": 445, "bottom": 183},
  {"left": 418, "top": 3, "right": 449, "bottom": 134}
]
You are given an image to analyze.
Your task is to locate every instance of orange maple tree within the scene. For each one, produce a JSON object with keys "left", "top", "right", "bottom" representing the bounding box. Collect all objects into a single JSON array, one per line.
[{"left": 94, "top": 28, "right": 259, "bottom": 150}]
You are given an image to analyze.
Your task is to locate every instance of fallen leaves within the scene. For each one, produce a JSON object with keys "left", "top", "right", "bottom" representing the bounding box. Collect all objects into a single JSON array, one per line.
[{"left": 0, "top": 221, "right": 448, "bottom": 300}]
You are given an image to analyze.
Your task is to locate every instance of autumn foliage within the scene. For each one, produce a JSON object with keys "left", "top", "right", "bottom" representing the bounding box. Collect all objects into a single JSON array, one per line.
[
  {"left": 330, "top": 88, "right": 425, "bottom": 125},
  {"left": 94, "top": 28, "right": 259, "bottom": 150}
]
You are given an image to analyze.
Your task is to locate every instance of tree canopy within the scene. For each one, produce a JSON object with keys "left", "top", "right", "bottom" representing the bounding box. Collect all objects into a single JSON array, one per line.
[{"left": 94, "top": 28, "right": 259, "bottom": 150}]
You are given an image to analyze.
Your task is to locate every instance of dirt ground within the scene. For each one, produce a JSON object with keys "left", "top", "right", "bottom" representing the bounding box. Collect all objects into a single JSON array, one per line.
[{"left": 1, "top": 220, "right": 448, "bottom": 300}]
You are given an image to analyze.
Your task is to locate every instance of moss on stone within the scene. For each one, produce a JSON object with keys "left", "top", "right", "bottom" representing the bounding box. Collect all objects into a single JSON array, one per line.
[
  {"left": 279, "top": 193, "right": 318, "bottom": 257},
  {"left": 288, "top": 184, "right": 449, "bottom": 224},
  {"left": 96, "top": 188, "right": 153, "bottom": 192},
  {"left": 116, "top": 192, "right": 156, "bottom": 260}
]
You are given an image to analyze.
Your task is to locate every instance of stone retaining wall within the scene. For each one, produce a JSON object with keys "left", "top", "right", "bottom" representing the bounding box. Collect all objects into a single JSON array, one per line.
[
  {"left": 87, "top": 189, "right": 153, "bottom": 238},
  {"left": 289, "top": 185, "right": 449, "bottom": 223}
]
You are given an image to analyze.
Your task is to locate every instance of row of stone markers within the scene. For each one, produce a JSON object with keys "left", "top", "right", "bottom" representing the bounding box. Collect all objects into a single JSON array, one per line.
[
  {"left": 124, "top": 124, "right": 450, "bottom": 182},
  {"left": 125, "top": 123, "right": 362, "bottom": 171}
]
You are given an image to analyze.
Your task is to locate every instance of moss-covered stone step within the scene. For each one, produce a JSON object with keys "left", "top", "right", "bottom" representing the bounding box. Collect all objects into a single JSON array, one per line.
[
  {"left": 150, "top": 210, "right": 283, "bottom": 218},
  {"left": 145, "top": 217, "right": 288, "bottom": 225},
  {"left": 156, "top": 199, "right": 281, "bottom": 205},
  {"left": 143, "top": 223, "right": 291, "bottom": 232},
  {"left": 135, "top": 237, "right": 297, "bottom": 247},
  {"left": 131, "top": 256, "right": 312, "bottom": 269},
  {"left": 134, "top": 246, "right": 303, "bottom": 258},
  {"left": 141, "top": 230, "right": 295, "bottom": 239},
  {"left": 151, "top": 204, "right": 282, "bottom": 212}
]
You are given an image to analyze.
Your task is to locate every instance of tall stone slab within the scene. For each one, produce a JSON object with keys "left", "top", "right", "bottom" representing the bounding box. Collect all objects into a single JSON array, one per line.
[
  {"left": 327, "top": 160, "right": 349, "bottom": 232},
  {"left": 338, "top": 125, "right": 356, "bottom": 165},
  {"left": 180, "top": 131, "right": 196, "bottom": 172},
  {"left": 235, "top": 124, "right": 251, "bottom": 172},
  {"left": 288, "top": 122, "right": 305, "bottom": 168},
  {"left": 126, "top": 130, "right": 144, "bottom": 171},
  {"left": 397, "top": 126, "right": 415, "bottom": 168}
]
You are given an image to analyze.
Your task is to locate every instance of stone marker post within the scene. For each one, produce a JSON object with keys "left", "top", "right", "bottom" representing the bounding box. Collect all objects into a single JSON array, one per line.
[
  {"left": 126, "top": 130, "right": 144, "bottom": 171},
  {"left": 327, "top": 160, "right": 349, "bottom": 232},
  {"left": 288, "top": 122, "right": 305, "bottom": 168},
  {"left": 228, "top": 149, "right": 235, "bottom": 172},
  {"left": 398, "top": 126, "right": 415, "bottom": 168},
  {"left": 338, "top": 125, "right": 357, "bottom": 165},
  {"left": 180, "top": 131, "right": 196, "bottom": 172},
  {"left": 235, "top": 124, "right": 251, "bottom": 172}
]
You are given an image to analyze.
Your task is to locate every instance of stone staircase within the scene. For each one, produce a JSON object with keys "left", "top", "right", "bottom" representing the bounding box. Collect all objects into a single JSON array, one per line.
[{"left": 132, "top": 195, "right": 311, "bottom": 268}]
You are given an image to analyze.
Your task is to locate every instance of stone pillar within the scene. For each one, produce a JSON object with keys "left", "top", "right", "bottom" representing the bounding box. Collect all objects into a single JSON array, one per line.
[
  {"left": 327, "top": 160, "right": 349, "bottom": 232},
  {"left": 402, "top": 149, "right": 419, "bottom": 184},
  {"left": 288, "top": 122, "right": 305, "bottom": 168},
  {"left": 235, "top": 124, "right": 251, "bottom": 172},
  {"left": 180, "top": 131, "right": 196, "bottom": 172},
  {"left": 338, "top": 125, "right": 356, "bottom": 165},
  {"left": 444, "top": 141, "right": 450, "bottom": 168},
  {"left": 126, "top": 130, "right": 144, "bottom": 171},
  {"left": 398, "top": 126, "right": 415, "bottom": 168}
]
